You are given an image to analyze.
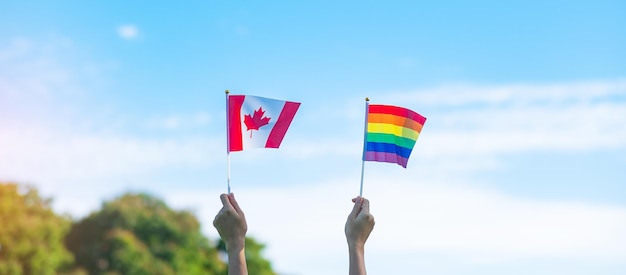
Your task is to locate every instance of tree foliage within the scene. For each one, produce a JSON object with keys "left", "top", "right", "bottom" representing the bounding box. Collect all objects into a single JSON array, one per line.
[
  {"left": 0, "top": 183, "right": 75, "bottom": 275},
  {"left": 66, "top": 193, "right": 226, "bottom": 275},
  {"left": 1, "top": 183, "right": 277, "bottom": 275}
]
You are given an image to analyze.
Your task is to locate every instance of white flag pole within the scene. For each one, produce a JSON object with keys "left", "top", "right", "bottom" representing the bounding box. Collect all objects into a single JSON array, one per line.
[
  {"left": 359, "top": 97, "right": 370, "bottom": 197},
  {"left": 225, "top": 90, "right": 232, "bottom": 194}
]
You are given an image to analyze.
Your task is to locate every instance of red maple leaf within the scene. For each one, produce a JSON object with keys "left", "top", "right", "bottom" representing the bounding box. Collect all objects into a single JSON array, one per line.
[{"left": 243, "top": 107, "right": 271, "bottom": 138}]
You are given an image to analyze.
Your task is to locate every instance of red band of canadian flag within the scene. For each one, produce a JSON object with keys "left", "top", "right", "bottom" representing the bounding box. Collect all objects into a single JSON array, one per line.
[{"left": 228, "top": 95, "right": 300, "bottom": 152}]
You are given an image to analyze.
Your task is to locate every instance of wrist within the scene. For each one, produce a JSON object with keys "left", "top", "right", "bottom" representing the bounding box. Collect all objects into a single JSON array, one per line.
[
  {"left": 348, "top": 243, "right": 366, "bottom": 275},
  {"left": 348, "top": 242, "right": 365, "bottom": 252},
  {"left": 226, "top": 237, "right": 246, "bottom": 252}
]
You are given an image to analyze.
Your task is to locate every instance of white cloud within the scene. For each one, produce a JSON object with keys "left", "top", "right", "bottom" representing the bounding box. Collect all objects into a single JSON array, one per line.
[
  {"left": 167, "top": 175, "right": 626, "bottom": 275},
  {"left": 421, "top": 103, "right": 626, "bottom": 156},
  {"left": 381, "top": 79, "right": 626, "bottom": 107},
  {"left": 0, "top": 38, "right": 31, "bottom": 61},
  {"left": 286, "top": 101, "right": 626, "bottom": 160},
  {"left": 146, "top": 112, "right": 212, "bottom": 130},
  {"left": 283, "top": 79, "right": 626, "bottom": 161},
  {"left": 0, "top": 38, "right": 76, "bottom": 99},
  {"left": 366, "top": 180, "right": 626, "bottom": 262},
  {"left": 0, "top": 126, "right": 221, "bottom": 183},
  {"left": 117, "top": 24, "right": 139, "bottom": 40},
  {"left": 0, "top": 123, "right": 223, "bottom": 219},
  {"left": 0, "top": 36, "right": 216, "bottom": 188}
]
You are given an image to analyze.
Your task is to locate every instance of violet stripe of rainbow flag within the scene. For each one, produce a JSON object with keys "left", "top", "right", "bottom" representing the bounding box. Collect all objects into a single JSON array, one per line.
[{"left": 363, "top": 104, "right": 427, "bottom": 168}]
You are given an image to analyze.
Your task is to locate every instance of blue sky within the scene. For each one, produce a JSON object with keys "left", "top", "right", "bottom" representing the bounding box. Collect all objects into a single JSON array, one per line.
[{"left": 1, "top": 1, "right": 625, "bottom": 274}]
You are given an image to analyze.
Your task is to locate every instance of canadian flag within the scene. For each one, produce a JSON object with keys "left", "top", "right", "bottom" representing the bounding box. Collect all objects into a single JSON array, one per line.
[{"left": 227, "top": 95, "right": 301, "bottom": 152}]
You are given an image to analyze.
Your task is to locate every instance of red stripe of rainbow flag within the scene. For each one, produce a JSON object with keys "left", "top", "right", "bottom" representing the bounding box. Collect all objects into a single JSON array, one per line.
[{"left": 362, "top": 104, "right": 426, "bottom": 168}]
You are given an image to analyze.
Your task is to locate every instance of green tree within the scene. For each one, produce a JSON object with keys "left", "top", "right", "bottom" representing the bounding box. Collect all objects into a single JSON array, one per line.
[
  {"left": 66, "top": 193, "right": 228, "bottom": 275},
  {"left": 0, "top": 183, "right": 75, "bottom": 275},
  {"left": 102, "top": 228, "right": 173, "bottom": 275}
]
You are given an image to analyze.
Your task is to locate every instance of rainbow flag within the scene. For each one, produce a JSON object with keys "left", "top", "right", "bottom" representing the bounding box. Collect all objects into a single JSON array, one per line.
[{"left": 362, "top": 104, "right": 426, "bottom": 168}]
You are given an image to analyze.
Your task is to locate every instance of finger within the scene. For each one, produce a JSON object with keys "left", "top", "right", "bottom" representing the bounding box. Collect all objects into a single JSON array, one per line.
[
  {"left": 360, "top": 197, "right": 370, "bottom": 214},
  {"left": 228, "top": 193, "right": 245, "bottom": 215},
  {"left": 219, "top": 193, "right": 234, "bottom": 210},
  {"left": 349, "top": 196, "right": 362, "bottom": 217}
]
